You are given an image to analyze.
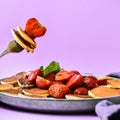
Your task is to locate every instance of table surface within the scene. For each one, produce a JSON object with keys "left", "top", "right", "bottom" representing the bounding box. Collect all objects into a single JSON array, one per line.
[{"left": 0, "top": 102, "right": 100, "bottom": 120}]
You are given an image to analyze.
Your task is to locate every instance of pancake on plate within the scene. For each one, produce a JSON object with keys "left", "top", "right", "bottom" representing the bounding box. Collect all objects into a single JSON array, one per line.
[
  {"left": 1, "top": 87, "right": 22, "bottom": 96},
  {"left": 0, "top": 84, "right": 14, "bottom": 91},
  {"left": 106, "top": 79, "right": 120, "bottom": 89},
  {"left": 88, "top": 86, "right": 120, "bottom": 98},
  {"left": 0, "top": 72, "right": 26, "bottom": 85},
  {"left": 22, "top": 88, "right": 49, "bottom": 97},
  {"left": 17, "top": 78, "right": 35, "bottom": 88},
  {"left": 65, "top": 94, "right": 92, "bottom": 100}
]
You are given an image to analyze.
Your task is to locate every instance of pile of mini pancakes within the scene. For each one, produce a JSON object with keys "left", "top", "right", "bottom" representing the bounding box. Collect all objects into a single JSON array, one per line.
[
  {"left": 0, "top": 72, "right": 120, "bottom": 99},
  {"left": 88, "top": 77, "right": 120, "bottom": 98},
  {"left": 0, "top": 72, "right": 49, "bottom": 98},
  {"left": 11, "top": 26, "right": 36, "bottom": 53}
]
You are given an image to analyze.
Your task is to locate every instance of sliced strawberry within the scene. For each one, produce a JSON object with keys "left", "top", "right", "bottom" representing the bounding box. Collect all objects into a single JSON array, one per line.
[
  {"left": 69, "top": 70, "right": 81, "bottom": 76},
  {"left": 66, "top": 74, "right": 83, "bottom": 89},
  {"left": 25, "top": 18, "right": 46, "bottom": 38},
  {"left": 48, "top": 83, "right": 69, "bottom": 98},
  {"left": 27, "top": 69, "right": 43, "bottom": 83},
  {"left": 97, "top": 79, "right": 107, "bottom": 85},
  {"left": 36, "top": 76, "right": 52, "bottom": 89},
  {"left": 83, "top": 76, "right": 97, "bottom": 89},
  {"left": 55, "top": 69, "right": 72, "bottom": 81},
  {"left": 45, "top": 72, "right": 55, "bottom": 81},
  {"left": 74, "top": 87, "right": 88, "bottom": 95}
]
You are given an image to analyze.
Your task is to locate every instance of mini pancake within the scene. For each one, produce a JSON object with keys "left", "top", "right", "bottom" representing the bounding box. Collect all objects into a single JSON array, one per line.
[
  {"left": 1, "top": 76, "right": 18, "bottom": 85},
  {"left": 106, "top": 79, "right": 120, "bottom": 89},
  {"left": 17, "top": 26, "right": 36, "bottom": 48},
  {"left": 11, "top": 29, "right": 34, "bottom": 52},
  {"left": 88, "top": 86, "right": 120, "bottom": 98},
  {"left": 65, "top": 94, "right": 92, "bottom": 100},
  {"left": 13, "top": 86, "right": 21, "bottom": 90},
  {"left": 17, "top": 78, "right": 35, "bottom": 88},
  {"left": 97, "top": 76, "right": 115, "bottom": 80},
  {"left": 0, "top": 84, "right": 14, "bottom": 91},
  {"left": 22, "top": 88, "right": 49, "bottom": 97},
  {"left": 1, "top": 72, "right": 26, "bottom": 85},
  {"left": 1, "top": 88, "right": 22, "bottom": 96},
  {"left": 15, "top": 72, "right": 26, "bottom": 79},
  {"left": 18, "top": 93, "right": 47, "bottom": 98}
]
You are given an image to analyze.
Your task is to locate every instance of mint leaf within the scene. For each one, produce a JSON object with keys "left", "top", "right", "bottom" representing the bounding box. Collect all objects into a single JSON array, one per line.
[{"left": 43, "top": 61, "right": 60, "bottom": 77}]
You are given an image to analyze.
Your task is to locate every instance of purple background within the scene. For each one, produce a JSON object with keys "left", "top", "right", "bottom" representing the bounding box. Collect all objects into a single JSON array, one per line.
[{"left": 0, "top": 0, "right": 120, "bottom": 78}]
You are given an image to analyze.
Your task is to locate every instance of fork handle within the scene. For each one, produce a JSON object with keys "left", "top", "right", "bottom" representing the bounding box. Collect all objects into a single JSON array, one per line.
[{"left": 0, "top": 49, "right": 9, "bottom": 58}]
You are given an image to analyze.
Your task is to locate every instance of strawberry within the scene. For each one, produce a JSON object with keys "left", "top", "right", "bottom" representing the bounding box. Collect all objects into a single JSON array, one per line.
[{"left": 36, "top": 76, "right": 52, "bottom": 89}]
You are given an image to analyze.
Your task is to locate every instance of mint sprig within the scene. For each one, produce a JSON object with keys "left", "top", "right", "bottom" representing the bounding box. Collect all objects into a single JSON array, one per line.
[{"left": 40, "top": 61, "right": 61, "bottom": 77}]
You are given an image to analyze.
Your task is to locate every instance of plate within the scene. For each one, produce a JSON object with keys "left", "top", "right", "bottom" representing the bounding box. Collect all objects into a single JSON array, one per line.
[
  {"left": 0, "top": 76, "right": 120, "bottom": 113},
  {"left": 1, "top": 92, "right": 120, "bottom": 113}
]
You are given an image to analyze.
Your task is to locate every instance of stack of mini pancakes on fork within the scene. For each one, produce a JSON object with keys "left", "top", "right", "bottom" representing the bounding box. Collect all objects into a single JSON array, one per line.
[
  {"left": 11, "top": 18, "right": 46, "bottom": 53},
  {"left": 11, "top": 26, "right": 36, "bottom": 53}
]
